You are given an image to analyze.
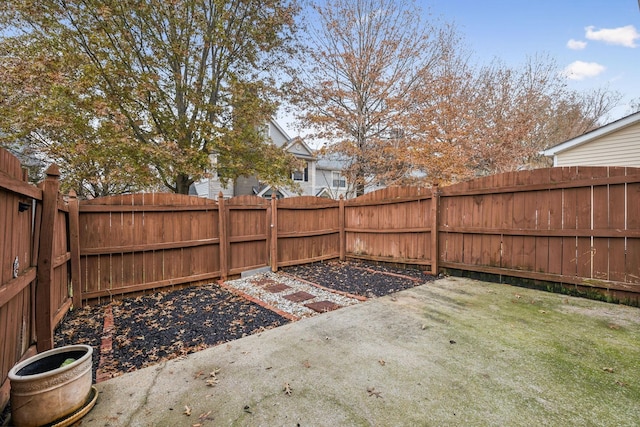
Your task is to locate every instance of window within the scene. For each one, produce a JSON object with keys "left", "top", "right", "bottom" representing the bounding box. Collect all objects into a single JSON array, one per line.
[
  {"left": 292, "top": 162, "right": 309, "bottom": 182},
  {"left": 332, "top": 171, "right": 346, "bottom": 188}
]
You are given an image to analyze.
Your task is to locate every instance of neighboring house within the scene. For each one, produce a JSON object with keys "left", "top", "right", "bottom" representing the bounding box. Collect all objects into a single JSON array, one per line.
[
  {"left": 543, "top": 111, "right": 640, "bottom": 167},
  {"left": 313, "top": 152, "right": 350, "bottom": 199},
  {"left": 190, "top": 119, "right": 349, "bottom": 199}
]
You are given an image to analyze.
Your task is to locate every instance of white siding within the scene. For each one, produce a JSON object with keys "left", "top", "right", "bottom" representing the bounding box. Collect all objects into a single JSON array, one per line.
[
  {"left": 268, "top": 121, "right": 289, "bottom": 147},
  {"left": 207, "top": 178, "right": 234, "bottom": 199},
  {"left": 555, "top": 121, "right": 640, "bottom": 167},
  {"left": 315, "top": 168, "right": 349, "bottom": 199}
]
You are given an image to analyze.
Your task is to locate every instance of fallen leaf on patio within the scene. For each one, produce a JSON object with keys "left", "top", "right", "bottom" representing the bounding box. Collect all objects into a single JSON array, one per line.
[
  {"left": 303, "top": 360, "right": 311, "bottom": 368},
  {"left": 198, "top": 411, "right": 214, "bottom": 422},
  {"left": 184, "top": 405, "right": 192, "bottom": 416},
  {"left": 283, "top": 382, "right": 293, "bottom": 396},
  {"left": 194, "top": 370, "right": 204, "bottom": 379},
  {"left": 367, "top": 387, "right": 382, "bottom": 398},
  {"left": 378, "top": 359, "right": 385, "bottom": 366},
  {"left": 206, "top": 378, "right": 218, "bottom": 387}
]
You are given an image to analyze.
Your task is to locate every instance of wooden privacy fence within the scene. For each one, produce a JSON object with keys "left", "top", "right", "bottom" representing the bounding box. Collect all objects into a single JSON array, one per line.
[
  {"left": 79, "top": 193, "right": 221, "bottom": 300},
  {"left": 2, "top": 144, "right": 640, "bottom": 410},
  {"left": 437, "top": 167, "right": 640, "bottom": 302},
  {"left": 75, "top": 166, "right": 640, "bottom": 305},
  {"left": 0, "top": 149, "right": 73, "bottom": 409}
]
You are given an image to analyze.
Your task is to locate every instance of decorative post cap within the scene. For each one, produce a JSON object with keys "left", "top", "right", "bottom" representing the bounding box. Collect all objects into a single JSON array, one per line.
[{"left": 45, "top": 164, "right": 61, "bottom": 177}]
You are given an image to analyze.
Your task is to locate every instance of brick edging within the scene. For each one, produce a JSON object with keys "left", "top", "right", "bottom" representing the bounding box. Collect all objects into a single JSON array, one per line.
[
  {"left": 217, "top": 280, "right": 300, "bottom": 322},
  {"left": 96, "top": 304, "right": 114, "bottom": 383}
]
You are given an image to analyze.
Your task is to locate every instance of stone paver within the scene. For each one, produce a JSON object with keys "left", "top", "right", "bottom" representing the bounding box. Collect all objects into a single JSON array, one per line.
[
  {"left": 283, "top": 291, "right": 316, "bottom": 302},
  {"left": 305, "top": 300, "right": 342, "bottom": 312}
]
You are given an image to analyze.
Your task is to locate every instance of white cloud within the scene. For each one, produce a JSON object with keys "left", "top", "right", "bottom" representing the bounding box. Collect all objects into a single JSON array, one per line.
[
  {"left": 561, "top": 61, "right": 606, "bottom": 80},
  {"left": 567, "top": 39, "right": 587, "bottom": 50},
  {"left": 585, "top": 25, "right": 639, "bottom": 48}
]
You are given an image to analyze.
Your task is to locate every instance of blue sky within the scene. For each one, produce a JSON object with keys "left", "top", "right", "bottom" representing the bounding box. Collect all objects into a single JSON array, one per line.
[{"left": 426, "top": 0, "right": 640, "bottom": 121}]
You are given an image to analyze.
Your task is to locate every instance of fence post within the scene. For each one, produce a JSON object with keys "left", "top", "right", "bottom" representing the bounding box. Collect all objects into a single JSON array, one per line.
[
  {"left": 430, "top": 184, "right": 439, "bottom": 275},
  {"left": 218, "top": 192, "right": 228, "bottom": 281},
  {"left": 270, "top": 193, "right": 278, "bottom": 272},
  {"left": 35, "top": 164, "right": 60, "bottom": 352},
  {"left": 339, "top": 195, "right": 345, "bottom": 261},
  {"left": 67, "top": 190, "right": 82, "bottom": 309}
]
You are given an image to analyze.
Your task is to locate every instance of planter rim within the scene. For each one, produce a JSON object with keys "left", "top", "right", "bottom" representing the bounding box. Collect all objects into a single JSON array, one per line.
[{"left": 8, "top": 344, "right": 93, "bottom": 382}]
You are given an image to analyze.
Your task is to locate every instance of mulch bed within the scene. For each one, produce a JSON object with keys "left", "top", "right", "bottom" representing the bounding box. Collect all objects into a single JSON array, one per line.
[
  {"left": 52, "top": 260, "right": 435, "bottom": 382},
  {"left": 54, "top": 283, "right": 287, "bottom": 382},
  {"left": 283, "top": 259, "right": 435, "bottom": 297}
]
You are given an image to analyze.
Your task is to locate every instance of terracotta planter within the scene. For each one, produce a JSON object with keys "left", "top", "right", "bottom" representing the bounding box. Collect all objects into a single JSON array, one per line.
[{"left": 8, "top": 344, "right": 93, "bottom": 427}]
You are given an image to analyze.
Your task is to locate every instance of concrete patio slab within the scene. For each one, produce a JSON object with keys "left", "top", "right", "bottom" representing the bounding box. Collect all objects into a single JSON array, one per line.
[{"left": 80, "top": 277, "right": 640, "bottom": 426}]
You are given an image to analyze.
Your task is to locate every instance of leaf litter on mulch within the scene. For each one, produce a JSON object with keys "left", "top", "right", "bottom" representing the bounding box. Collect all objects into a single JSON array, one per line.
[
  {"left": 52, "top": 260, "right": 435, "bottom": 381},
  {"left": 109, "top": 285, "right": 286, "bottom": 374},
  {"left": 54, "top": 283, "right": 288, "bottom": 381},
  {"left": 283, "top": 259, "right": 436, "bottom": 297},
  {"left": 54, "top": 304, "right": 104, "bottom": 383}
]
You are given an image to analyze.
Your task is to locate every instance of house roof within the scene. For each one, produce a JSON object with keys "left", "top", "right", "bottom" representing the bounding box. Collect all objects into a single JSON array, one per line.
[
  {"left": 254, "top": 184, "right": 292, "bottom": 198},
  {"left": 285, "top": 137, "right": 316, "bottom": 160},
  {"left": 316, "top": 151, "right": 349, "bottom": 171},
  {"left": 543, "top": 111, "right": 640, "bottom": 156},
  {"left": 269, "top": 118, "right": 292, "bottom": 142}
]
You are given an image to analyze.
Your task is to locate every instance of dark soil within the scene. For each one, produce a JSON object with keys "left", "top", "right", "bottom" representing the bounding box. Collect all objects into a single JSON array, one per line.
[
  {"left": 283, "top": 259, "right": 435, "bottom": 297},
  {"left": 49, "top": 260, "right": 435, "bottom": 383}
]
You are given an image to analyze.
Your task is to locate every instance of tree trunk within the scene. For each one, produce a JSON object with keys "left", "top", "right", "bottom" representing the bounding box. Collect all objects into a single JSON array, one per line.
[
  {"left": 175, "top": 173, "right": 193, "bottom": 195},
  {"left": 355, "top": 178, "right": 365, "bottom": 197}
]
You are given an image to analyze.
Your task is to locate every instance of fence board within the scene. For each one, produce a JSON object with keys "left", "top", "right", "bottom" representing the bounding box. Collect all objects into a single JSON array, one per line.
[
  {"left": 547, "top": 187, "right": 563, "bottom": 275},
  {"left": 78, "top": 194, "right": 220, "bottom": 301},
  {"left": 276, "top": 196, "right": 340, "bottom": 267}
]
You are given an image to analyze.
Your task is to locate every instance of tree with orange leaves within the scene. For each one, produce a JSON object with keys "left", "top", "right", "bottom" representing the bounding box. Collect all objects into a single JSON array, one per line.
[{"left": 293, "top": 0, "right": 620, "bottom": 193}]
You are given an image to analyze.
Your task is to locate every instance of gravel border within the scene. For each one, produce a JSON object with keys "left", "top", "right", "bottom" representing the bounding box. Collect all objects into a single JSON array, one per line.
[{"left": 223, "top": 272, "right": 364, "bottom": 319}]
